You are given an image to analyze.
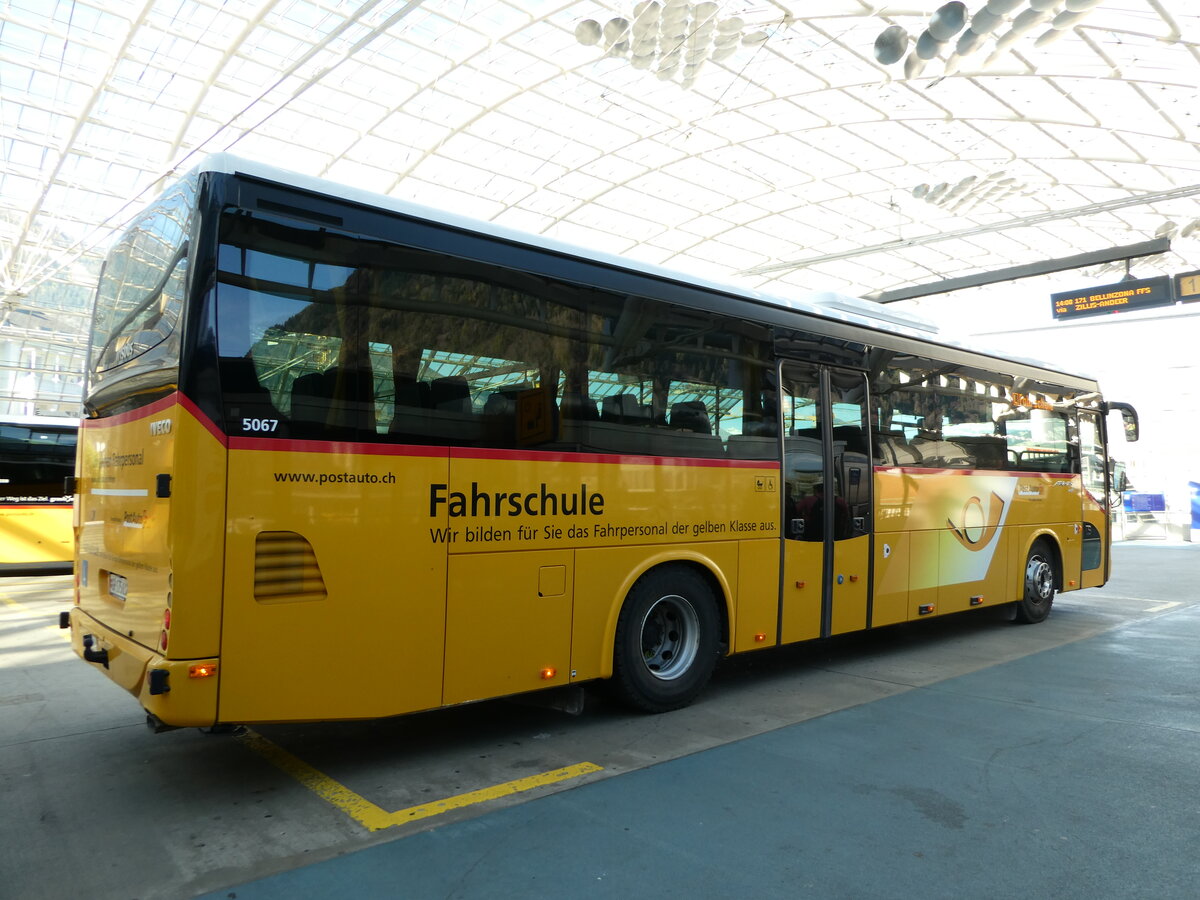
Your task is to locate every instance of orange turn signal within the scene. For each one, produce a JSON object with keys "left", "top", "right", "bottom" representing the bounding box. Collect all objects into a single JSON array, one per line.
[
  {"left": 189, "top": 664, "right": 218, "bottom": 679},
  {"left": 754, "top": 632, "right": 767, "bottom": 643},
  {"left": 540, "top": 667, "right": 557, "bottom": 680}
]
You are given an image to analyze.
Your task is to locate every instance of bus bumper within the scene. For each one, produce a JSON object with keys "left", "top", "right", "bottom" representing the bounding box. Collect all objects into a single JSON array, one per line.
[{"left": 68, "top": 608, "right": 220, "bottom": 727}]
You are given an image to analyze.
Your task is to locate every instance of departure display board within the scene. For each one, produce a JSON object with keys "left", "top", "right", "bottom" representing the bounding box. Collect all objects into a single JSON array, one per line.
[{"left": 1051, "top": 275, "right": 1172, "bottom": 320}]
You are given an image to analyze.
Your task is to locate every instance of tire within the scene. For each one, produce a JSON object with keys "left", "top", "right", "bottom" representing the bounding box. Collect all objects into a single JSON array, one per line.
[
  {"left": 1014, "top": 540, "right": 1056, "bottom": 624},
  {"left": 611, "top": 566, "right": 721, "bottom": 713}
]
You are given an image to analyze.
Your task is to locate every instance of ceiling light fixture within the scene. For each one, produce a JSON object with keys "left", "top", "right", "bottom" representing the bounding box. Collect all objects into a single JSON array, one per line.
[
  {"left": 1150, "top": 218, "right": 1200, "bottom": 242},
  {"left": 575, "top": 2, "right": 771, "bottom": 89},
  {"left": 912, "top": 170, "right": 1034, "bottom": 214},
  {"left": 874, "top": 0, "right": 1109, "bottom": 79}
]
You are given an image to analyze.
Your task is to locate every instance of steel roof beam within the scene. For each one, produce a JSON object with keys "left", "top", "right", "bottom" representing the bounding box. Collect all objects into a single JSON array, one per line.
[{"left": 864, "top": 238, "right": 1172, "bottom": 304}]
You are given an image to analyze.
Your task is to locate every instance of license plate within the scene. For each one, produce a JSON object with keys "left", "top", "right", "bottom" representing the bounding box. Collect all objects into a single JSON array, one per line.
[{"left": 109, "top": 572, "right": 128, "bottom": 601}]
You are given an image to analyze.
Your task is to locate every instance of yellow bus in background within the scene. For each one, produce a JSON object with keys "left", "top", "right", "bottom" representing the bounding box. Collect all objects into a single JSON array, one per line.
[
  {"left": 1, "top": 415, "right": 77, "bottom": 573},
  {"left": 64, "top": 157, "right": 1138, "bottom": 729}
]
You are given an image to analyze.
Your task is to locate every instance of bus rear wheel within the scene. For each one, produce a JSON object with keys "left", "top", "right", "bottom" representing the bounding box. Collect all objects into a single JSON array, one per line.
[
  {"left": 612, "top": 566, "right": 720, "bottom": 713},
  {"left": 1014, "top": 540, "right": 1056, "bottom": 624}
]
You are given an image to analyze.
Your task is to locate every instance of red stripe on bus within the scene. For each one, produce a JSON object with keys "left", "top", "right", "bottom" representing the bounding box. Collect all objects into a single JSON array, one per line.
[
  {"left": 77, "top": 392, "right": 230, "bottom": 447},
  {"left": 449, "top": 446, "right": 777, "bottom": 468},
  {"left": 71, "top": 403, "right": 1078, "bottom": 480},
  {"left": 176, "top": 393, "right": 229, "bottom": 446},
  {"left": 227, "top": 438, "right": 778, "bottom": 468},
  {"left": 77, "top": 393, "right": 779, "bottom": 470},
  {"left": 229, "top": 437, "right": 448, "bottom": 458}
]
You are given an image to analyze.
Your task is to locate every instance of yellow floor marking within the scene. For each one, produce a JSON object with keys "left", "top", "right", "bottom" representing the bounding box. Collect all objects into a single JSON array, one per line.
[
  {"left": 238, "top": 728, "right": 602, "bottom": 832},
  {"left": 1104, "top": 597, "right": 1185, "bottom": 614},
  {"left": 1097, "top": 596, "right": 1186, "bottom": 615},
  {"left": 1144, "top": 601, "right": 1182, "bottom": 613}
]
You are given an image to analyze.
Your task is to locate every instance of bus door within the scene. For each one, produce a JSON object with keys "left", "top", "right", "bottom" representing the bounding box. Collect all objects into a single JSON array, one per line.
[
  {"left": 779, "top": 362, "right": 873, "bottom": 642},
  {"left": 1077, "top": 409, "right": 1109, "bottom": 588}
]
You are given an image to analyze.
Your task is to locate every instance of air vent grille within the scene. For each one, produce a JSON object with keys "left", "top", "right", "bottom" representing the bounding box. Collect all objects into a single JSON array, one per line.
[{"left": 254, "top": 531, "right": 327, "bottom": 603}]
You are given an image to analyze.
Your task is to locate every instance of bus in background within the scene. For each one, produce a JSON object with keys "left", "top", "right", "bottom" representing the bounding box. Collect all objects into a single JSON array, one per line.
[
  {"left": 63, "top": 157, "right": 1139, "bottom": 729},
  {"left": 1, "top": 415, "right": 77, "bottom": 573}
]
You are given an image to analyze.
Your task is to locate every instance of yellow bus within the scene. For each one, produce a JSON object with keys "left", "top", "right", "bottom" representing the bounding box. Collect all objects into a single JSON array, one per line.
[
  {"left": 1, "top": 415, "right": 77, "bottom": 573},
  {"left": 64, "top": 157, "right": 1138, "bottom": 729}
]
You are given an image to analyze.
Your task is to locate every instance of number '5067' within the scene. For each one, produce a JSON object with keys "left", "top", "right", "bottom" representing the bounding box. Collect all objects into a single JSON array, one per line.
[{"left": 242, "top": 418, "right": 279, "bottom": 432}]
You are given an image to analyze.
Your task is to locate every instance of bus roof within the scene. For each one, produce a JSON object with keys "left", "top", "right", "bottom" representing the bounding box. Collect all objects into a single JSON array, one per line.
[{"left": 185, "top": 153, "right": 1095, "bottom": 385}]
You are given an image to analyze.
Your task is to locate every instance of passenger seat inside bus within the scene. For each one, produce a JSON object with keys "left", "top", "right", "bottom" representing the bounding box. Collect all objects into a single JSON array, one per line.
[
  {"left": 559, "top": 391, "right": 599, "bottom": 421},
  {"left": 952, "top": 435, "right": 1006, "bottom": 470},
  {"left": 669, "top": 400, "right": 711, "bottom": 434},
  {"left": 481, "top": 385, "right": 533, "bottom": 446},
  {"left": 290, "top": 365, "right": 375, "bottom": 439},
  {"left": 601, "top": 393, "right": 650, "bottom": 425},
  {"left": 482, "top": 384, "right": 529, "bottom": 417},
  {"left": 393, "top": 373, "right": 429, "bottom": 409},
  {"left": 739, "top": 414, "right": 775, "bottom": 437},
  {"left": 874, "top": 433, "right": 919, "bottom": 466},
  {"left": 219, "top": 357, "right": 281, "bottom": 426},
  {"left": 430, "top": 376, "right": 472, "bottom": 414},
  {"left": 653, "top": 400, "right": 722, "bottom": 457}
]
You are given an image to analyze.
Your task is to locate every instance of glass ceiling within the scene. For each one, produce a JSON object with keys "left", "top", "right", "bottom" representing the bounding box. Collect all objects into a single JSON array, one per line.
[{"left": 3, "top": 0, "right": 1200, "bottom": 415}]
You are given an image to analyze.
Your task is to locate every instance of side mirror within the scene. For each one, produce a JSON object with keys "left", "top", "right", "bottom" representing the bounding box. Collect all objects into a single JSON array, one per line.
[
  {"left": 1120, "top": 408, "right": 1138, "bottom": 442},
  {"left": 1104, "top": 402, "right": 1139, "bottom": 443},
  {"left": 1111, "top": 462, "right": 1128, "bottom": 493}
]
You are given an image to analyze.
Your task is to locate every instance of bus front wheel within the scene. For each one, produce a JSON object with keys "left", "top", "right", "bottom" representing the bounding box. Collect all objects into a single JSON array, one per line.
[
  {"left": 611, "top": 566, "right": 720, "bottom": 713},
  {"left": 1015, "top": 540, "right": 1056, "bottom": 624}
]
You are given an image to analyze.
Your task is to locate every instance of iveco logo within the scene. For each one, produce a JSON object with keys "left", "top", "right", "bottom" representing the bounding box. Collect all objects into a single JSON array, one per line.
[{"left": 149, "top": 419, "right": 172, "bottom": 436}]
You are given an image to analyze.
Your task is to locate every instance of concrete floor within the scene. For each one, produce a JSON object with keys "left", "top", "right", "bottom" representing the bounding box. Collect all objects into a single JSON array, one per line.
[{"left": 2, "top": 541, "right": 1197, "bottom": 899}]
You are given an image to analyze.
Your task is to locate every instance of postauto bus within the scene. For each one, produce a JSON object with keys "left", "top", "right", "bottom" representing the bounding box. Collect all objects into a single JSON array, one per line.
[{"left": 64, "top": 156, "right": 1138, "bottom": 730}]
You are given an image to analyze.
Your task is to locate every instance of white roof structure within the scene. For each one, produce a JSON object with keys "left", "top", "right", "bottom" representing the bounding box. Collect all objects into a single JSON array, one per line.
[{"left": 3, "top": 0, "right": 1200, "bottom": 414}]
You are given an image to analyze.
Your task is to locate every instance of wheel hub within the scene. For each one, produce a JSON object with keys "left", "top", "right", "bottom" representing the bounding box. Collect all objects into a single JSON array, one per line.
[
  {"left": 1026, "top": 555, "right": 1053, "bottom": 602},
  {"left": 639, "top": 594, "right": 700, "bottom": 681}
]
